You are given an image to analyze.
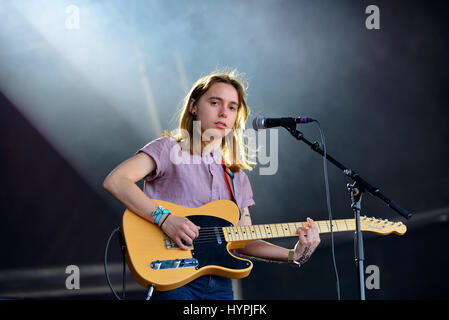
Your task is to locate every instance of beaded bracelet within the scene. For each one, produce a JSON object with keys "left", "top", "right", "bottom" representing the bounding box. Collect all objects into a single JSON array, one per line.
[
  {"left": 151, "top": 205, "right": 170, "bottom": 226},
  {"left": 159, "top": 212, "right": 171, "bottom": 229}
]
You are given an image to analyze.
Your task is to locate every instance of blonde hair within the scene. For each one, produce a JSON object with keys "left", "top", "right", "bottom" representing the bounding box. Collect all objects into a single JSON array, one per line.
[{"left": 163, "top": 69, "right": 255, "bottom": 172}]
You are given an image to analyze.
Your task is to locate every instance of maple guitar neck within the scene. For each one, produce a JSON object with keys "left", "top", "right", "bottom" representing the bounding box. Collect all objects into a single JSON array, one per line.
[{"left": 222, "top": 217, "right": 405, "bottom": 243}]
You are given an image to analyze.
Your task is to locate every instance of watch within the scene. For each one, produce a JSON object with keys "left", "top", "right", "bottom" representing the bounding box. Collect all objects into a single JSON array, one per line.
[{"left": 288, "top": 249, "right": 301, "bottom": 267}]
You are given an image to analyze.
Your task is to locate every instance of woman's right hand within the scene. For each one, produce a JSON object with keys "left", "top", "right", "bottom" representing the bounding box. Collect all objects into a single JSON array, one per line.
[{"left": 160, "top": 214, "right": 200, "bottom": 250}]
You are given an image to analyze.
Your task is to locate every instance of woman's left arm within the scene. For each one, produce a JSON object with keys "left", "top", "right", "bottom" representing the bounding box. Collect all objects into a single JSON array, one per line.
[{"left": 235, "top": 207, "right": 321, "bottom": 265}]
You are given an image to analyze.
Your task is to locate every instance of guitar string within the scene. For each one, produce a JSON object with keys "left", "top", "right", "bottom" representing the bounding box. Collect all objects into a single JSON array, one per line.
[
  {"left": 177, "top": 220, "right": 360, "bottom": 240},
  {"left": 166, "top": 219, "right": 373, "bottom": 245},
  {"left": 175, "top": 221, "right": 390, "bottom": 245},
  {"left": 188, "top": 220, "right": 359, "bottom": 232},
  {"left": 166, "top": 219, "right": 393, "bottom": 246}
]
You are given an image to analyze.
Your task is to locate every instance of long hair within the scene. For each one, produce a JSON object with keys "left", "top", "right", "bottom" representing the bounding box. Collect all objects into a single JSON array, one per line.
[{"left": 163, "top": 69, "right": 255, "bottom": 172}]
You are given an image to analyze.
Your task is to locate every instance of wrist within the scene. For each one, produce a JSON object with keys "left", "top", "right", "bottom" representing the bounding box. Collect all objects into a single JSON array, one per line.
[
  {"left": 288, "top": 249, "right": 301, "bottom": 267},
  {"left": 151, "top": 205, "right": 170, "bottom": 227}
]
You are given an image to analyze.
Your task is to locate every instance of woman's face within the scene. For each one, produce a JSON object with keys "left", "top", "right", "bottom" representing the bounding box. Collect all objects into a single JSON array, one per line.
[{"left": 190, "top": 82, "right": 239, "bottom": 142}]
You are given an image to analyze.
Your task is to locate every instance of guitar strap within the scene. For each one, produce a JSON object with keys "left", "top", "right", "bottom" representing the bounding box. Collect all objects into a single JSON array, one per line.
[{"left": 221, "top": 158, "right": 241, "bottom": 219}]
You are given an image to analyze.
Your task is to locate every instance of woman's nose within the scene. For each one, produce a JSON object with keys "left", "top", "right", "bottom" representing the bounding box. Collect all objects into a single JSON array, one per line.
[{"left": 219, "top": 106, "right": 228, "bottom": 117}]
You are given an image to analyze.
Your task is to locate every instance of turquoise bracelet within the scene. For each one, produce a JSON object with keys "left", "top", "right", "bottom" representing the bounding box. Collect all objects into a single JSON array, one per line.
[{"left": 151, "top": 206, "right": 170, "bottom": 226}]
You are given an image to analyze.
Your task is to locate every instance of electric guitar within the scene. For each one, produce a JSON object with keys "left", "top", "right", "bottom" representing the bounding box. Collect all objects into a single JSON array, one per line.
[{"left": 121, "top": 199, "right": 406, "bottom": 291}]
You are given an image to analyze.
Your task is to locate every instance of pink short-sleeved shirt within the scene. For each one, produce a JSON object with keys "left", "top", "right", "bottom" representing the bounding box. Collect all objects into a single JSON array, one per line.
[{"left": 137, "top": 136, "right": 255, "bottom": 212}]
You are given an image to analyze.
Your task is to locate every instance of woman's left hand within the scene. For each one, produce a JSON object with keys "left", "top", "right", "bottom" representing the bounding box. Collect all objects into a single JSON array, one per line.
[{"left": 294, "top": 217, "right": 321, "bottom": 265}]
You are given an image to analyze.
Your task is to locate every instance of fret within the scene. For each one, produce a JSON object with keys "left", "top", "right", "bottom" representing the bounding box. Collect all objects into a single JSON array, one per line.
[
  {"left": 346, "top": 219, "right": 355, "bottom": 231},
  {"left": 242, "top": 225, "right": 249, "bottom": 240},
  {"left": 289, "top": 223, "right": 297, "bottom": 234},
  {"left": 253, "top": 225, "right": 259, "bottom": 239},
  {"left": 338, "top": 220, "right": 347, "bottom": 231},
  {"left": 255, "top": 224, "right": 262, "bottom": 239},
  {"left": 223, "top": 227, "right": 234, "bottom": 241},
  {"left": 274, "top": 224, "right": 283, "bottom": 237},
  {"left": 242, "top": 225, "right": 248, "bottom": 239},
  {"left": 236, "top": 225, "right": 245, "bottom": 240},
  {"left": 286, "top": 223, "right": 294, "bottom": 235},
  {"left": 247, "top": 225, "right": 255, "bottom": 240},
  {"left": 271, "top": 224, "right": 280, "bottom": 238},
  {"left": 281, "top": 223, "right": 290, "bottom": 236},
  {"left": 246, "top": 225, "right": 255, "bottom": 240},
  {"left": 258, "top": 225, "right": 267, "bottom": 239},
  {"left": 223, "top": 227, "right": 231, "bottom": 241},
  {"left": 239, "top": 225, "right": 246, "bottom": 240},
  {"left": 320, "top": 221, "right": 330, "bottom": 233},
  {"left": 268, "top": 224, "right": 276, "bottom": 238},
  {"left": 265, "top": 225, "right": 274, "bottom": 238},
  {"left": 269, "top": 224, "right": 277, "bottom": 238}
]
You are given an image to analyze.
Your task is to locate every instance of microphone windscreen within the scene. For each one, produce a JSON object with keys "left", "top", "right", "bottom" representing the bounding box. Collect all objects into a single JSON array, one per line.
[{"left": 252, "top": 117, "right": 264, "bottom": 131}]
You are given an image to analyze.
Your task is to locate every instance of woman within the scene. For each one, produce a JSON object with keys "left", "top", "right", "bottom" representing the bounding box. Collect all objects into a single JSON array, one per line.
[{"left": 102, "top": 69, "right": 321, "bottom": 300}]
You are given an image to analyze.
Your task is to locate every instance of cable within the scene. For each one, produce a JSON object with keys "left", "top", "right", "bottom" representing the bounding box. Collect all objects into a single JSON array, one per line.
[
  {"left": 104, "top": 227, "right": 122, "bottom": 300},
  {"left": 314, "top": 120, "right": 341, "bottom": 300}
]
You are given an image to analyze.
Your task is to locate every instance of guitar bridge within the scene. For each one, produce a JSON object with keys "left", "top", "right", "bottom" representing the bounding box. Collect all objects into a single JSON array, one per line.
[
  {"left": 150, "top": 258, "right": 199, "bottom": 270},
  {"left": 164, "top": 234, "right": 192, "bottom": 249}
]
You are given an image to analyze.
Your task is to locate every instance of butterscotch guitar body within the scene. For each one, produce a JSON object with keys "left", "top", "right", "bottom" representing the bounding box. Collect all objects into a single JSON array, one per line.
[{"left": 122, "top": 200, "right": 253, "bottom": 292}]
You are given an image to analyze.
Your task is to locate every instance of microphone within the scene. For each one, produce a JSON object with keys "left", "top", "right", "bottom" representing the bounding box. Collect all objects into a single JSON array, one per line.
[{"left": 252, "top": 116, "right": 316, "bottom": 131}]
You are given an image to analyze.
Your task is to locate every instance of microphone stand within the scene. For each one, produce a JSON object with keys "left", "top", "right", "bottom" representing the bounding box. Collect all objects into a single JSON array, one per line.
[{"left": 283, "top": 125, "right": 412, "bottom": 300}]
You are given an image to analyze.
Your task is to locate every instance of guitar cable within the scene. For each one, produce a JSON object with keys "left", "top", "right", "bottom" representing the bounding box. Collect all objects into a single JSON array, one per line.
[
  {"left": 104, "top": 226, "right": 126, "bottom": 300},
  {"left": 314, "top": 120, "right": 341, "bottom": 300}
]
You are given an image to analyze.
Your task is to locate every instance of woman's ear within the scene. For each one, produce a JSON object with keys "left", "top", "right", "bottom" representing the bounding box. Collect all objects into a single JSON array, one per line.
[{"left": 188, "top": 99, "right": 196, "bottom": 114}]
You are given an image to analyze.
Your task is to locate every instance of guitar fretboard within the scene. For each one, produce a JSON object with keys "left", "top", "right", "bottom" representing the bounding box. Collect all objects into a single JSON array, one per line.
[{"left": 222, "top": 219, "right": 357, "bottom": 242}]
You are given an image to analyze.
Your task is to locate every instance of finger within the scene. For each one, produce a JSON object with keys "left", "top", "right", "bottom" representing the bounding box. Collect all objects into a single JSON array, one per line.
[
  {"left": 182, "top": 232, "right": 194, "bottom": 245},
  {"left": 307, "top": 217, "right": 318, "bottom": 231},
  {"left": 297, "top": 227, "right": 307, "bottom": 243},
  {"left": 307, "top": 218, "right": 320, "bottom": 239},
  {"left": 182, "top": 224, "right": 197, "bottom": 241},
  {"left": 186, "top": 219, "right": 200, "bottom": 237},
  {"left": 305, "top": 219, "right": 316, "bottom": 241},
  {"left": 175, "top": 237, "right": 190, "bottom": 250}
]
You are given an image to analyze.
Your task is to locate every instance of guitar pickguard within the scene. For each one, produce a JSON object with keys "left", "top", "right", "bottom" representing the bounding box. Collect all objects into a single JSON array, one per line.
[{"left": 187, "top": 215, "right": 251, "bottom": 271}]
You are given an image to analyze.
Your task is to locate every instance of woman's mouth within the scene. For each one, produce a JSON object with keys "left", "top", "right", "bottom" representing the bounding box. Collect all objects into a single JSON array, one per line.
[{"left": 214, "top": 122, "right": 227, "bottom": 129}]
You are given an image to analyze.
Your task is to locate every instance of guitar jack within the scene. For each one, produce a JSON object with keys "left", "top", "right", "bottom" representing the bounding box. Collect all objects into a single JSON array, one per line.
[{"left": 146, "top": 284, "right": 155, "bottom": 300}]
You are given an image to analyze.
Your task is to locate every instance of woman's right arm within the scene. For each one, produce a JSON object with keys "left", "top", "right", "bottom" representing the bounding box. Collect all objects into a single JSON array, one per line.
[{"left": 102, "top": 152, "right": 199, "bottom": 250}]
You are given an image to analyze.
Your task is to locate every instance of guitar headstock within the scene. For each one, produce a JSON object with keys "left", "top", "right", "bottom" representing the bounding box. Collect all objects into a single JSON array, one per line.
[{"left": 361, "top": 216, "right": 407, "bottom": 235}]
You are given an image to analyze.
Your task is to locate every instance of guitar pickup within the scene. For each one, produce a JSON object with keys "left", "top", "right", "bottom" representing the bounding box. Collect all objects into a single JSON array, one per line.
[{"left": 150, "top": 258, "right": 199, "bottom": 270}]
